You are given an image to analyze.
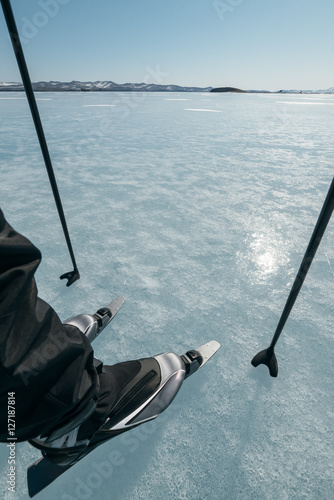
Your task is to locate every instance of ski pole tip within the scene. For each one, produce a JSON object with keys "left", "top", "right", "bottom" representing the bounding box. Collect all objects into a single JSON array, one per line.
[
  {"left": 60, "top": 269, "right": 80, "bottom": 287},
  {"left": 251, "top": 347, "right": 278, "bottom": 377}
]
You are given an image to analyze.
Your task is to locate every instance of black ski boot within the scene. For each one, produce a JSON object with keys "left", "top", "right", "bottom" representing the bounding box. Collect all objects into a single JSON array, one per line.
[{"left": 27, "top": 298, "right": 220, "bottom": 497}]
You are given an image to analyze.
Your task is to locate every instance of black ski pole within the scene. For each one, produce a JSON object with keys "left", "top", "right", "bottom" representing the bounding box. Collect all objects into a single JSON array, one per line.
[
  {"left": 251, "top": 176, "right": 334, "bottom": 377},
  {"left": 1, "top": 0, "right": 79, "bottom": 286}
]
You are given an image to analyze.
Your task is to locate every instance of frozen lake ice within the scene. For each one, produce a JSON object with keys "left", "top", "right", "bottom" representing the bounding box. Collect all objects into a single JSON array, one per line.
[{"left": 0, "top": 91, "right": 333, "bottom": 499}]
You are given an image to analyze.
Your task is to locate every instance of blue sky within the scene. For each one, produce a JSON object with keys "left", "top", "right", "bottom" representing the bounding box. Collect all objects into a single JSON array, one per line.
[{"left": 1, "top": 0, "right": 333, "bottom": 91}]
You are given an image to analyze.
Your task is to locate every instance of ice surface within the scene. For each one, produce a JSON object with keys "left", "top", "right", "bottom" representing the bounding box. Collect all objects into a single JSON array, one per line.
[{"left": 0, "top": 92, "right": 333, "bottom": 500}]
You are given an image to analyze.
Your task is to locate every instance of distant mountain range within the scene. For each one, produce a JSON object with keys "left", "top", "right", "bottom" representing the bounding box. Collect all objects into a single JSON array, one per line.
[
  {"left": 0, "top": 81, "right": 334, "bottom": 94},
  {"left": 0, "top": 81, "right": 212, "bottom": 92}
]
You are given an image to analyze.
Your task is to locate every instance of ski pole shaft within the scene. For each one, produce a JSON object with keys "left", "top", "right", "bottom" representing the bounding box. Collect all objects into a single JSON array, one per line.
[
  {"left": 270, "top": 176, "right": 334, "bottom": 349},
  {"left": 1, "top": 0, "right": 79, "bottom": 286}
]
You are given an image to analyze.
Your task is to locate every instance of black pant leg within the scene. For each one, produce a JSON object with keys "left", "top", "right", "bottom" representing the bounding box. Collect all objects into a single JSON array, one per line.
[{"left": 0, "top": 209, "right": 98, "bottom": 442}]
